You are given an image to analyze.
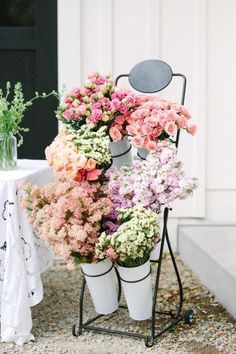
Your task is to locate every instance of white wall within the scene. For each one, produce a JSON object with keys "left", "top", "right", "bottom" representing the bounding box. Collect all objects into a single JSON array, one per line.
[{"left": 58, "top": 0, "right": 236, "bottom": 248}]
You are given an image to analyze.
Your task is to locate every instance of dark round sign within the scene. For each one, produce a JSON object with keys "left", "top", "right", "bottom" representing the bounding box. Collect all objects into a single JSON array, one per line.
[{"left": 128, "top": 59, "right": 173, "bottom": 93}]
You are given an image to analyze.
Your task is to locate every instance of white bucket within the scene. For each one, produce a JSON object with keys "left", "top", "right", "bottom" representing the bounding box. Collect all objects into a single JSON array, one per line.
[
  {"left": 109, "top": 136, "right": 132, "bottom": 168},
  {"left": 137, "top": 148, "right": 149, "bottom": 160},
  {"left": 81, "top": 259, "right": 119, "bottom": 315},
  {"left": 118, "top": 260, "right": 153, "bottom": 320}
]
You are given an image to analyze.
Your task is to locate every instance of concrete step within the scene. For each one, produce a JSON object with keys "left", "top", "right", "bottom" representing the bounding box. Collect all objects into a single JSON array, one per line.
[{"left": 178, "top": 225, "right": 236, "bottom": 319}]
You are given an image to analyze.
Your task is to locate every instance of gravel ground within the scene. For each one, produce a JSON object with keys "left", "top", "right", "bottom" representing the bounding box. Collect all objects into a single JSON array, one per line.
[{"left": 1, "top": 254, "right": 236, "bottom": 354}]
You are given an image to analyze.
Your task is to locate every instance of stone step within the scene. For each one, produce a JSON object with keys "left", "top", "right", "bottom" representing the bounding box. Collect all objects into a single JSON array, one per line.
[{"left": 178, "top": 225, "right": 236, "bottom": 319}]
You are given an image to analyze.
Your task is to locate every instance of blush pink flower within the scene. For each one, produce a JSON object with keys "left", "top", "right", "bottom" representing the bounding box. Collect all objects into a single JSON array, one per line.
[
  {"left": 165, "top": 121, "right": 177, "bottom": 136},
  {"left": 106, "top": 248, "right": 118, "bottom": 260},
  {"left": 141, "top": 124, "right": 153, "bottom": 135},
  {"left": 187, "top": 124, "right": 197, "bottom": 136},
  {"left": 145, "top": 140, "right": 157, "bottom": 151},
  {"left": 133, "top": 136, "right": 144, "bottom": 148},
  {"left": 109, "top": 127, "right": 122, "bottom": 141},
  {"left": 176, "top": 116, "right": 188, "bottom": 129}
]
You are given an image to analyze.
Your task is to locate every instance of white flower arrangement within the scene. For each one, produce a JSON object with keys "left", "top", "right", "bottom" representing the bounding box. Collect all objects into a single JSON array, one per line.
[
  {"left": 96, "top": 205, "right": 160, "bottom": 267},
  {"left": 69, "top": 124, "right": 112, "bottom": 168}
]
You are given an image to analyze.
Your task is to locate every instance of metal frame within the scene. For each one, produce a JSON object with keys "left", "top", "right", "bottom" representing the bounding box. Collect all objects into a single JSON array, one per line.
[{"left": 72, "top": 62, "right": 193, "bottom": 347}]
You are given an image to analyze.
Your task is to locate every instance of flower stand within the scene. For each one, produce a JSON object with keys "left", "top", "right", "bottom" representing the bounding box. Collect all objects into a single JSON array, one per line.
[
  {"left": 73, "top": 207, "right": 194, "bottom": 347},
  {"left": 72, "top": 60, "right": 194, "bottom": 347}
]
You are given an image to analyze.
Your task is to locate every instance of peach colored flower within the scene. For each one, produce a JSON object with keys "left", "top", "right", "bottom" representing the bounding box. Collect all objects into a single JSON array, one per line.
[
  {"left": 53, "top": 153, "right": 66, "bottom": 171},
  {"left": 75, "top": 154, "right": 88, "bottom": 169},
  {"left": 45, "top": 146, "right": 53, "bottom": 165},
  {"left": 165, "top": 121, "right": 177, "bottom": 136},
  {"left": 86, "top": 158, "right": 97, "bottom": 171}
]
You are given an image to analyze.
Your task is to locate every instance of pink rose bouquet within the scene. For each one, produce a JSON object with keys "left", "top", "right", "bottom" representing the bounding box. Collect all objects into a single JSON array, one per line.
[
  {"left": 56, "top": 72, "right": 137, "bottom": 141},
  {"left": 20, "top": 179, "right": 112, "bottom": 268},
  {"left": 105, "top": 141, "right": 198, "bottom": 214},
  {"left": 126, "top": 95, "right": 197, "bottom": 151}
]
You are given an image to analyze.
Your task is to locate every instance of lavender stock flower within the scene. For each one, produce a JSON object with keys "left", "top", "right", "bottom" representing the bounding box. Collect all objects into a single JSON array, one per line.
[{"left": 106, "top": 142, "right": 198, "bottom": 214}]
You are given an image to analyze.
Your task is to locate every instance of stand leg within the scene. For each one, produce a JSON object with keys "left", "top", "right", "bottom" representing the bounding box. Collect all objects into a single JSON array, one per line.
[
  {"left": 72, "top": 276, "right": 86, "bottom": 336},
  {"left": 115, "top": 267, "right": 122, "bottom": 303},
  {"left": 149, "top": 207, "right": 169, "bottom": 341},
  {"left": 165, "top": 229, "right": 183, "bottom": 318}
]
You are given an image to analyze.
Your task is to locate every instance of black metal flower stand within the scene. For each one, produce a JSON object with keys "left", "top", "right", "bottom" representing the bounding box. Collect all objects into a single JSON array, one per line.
[
  {"left": 72, "top": 206, "right": 194, "bottom": 347},
  {"left": 72, "top": 60, "right": 194, "bottom": 347}
]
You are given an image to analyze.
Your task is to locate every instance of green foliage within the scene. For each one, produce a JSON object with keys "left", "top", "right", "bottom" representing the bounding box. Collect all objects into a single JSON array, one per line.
[{"left": 0, "top": 81, "right": 58, "bottom": 146}]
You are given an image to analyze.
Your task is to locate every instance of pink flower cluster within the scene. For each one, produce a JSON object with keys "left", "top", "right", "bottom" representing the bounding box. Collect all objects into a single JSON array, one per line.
[
  {"left": 125, "top": 95, "right": 197, "bottom": 151},
  {"left": 45, "top": 126, "right": 101, "bottom": 181},
  {"left": 20, "top": 180, "right": 112, "bottom": 267},
  {"left": 56, "top": 72, "right": 137, "bottom": 136}
]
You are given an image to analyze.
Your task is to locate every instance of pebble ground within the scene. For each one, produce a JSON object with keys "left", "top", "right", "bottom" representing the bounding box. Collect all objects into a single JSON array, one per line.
[{"left": 1, "top": 255, "right": 236, "bottom": 354}]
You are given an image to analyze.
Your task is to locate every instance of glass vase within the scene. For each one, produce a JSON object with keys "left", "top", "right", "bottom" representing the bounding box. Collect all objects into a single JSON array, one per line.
[{"left": 0, "top": 134, "right": 17, "bottom": 170}]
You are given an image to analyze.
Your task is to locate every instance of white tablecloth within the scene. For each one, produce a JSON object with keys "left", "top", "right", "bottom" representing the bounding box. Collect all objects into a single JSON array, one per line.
[{"left": 0, "top": 160, "right": 54, "bottom": 345}]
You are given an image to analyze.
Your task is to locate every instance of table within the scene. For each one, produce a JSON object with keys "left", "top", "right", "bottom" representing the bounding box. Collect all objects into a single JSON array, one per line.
[{"left": 0, "top": 160, "right": 54, "bottom": 345}]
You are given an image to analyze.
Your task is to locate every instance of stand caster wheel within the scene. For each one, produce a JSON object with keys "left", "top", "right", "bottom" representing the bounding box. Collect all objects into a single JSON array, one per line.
[
  {"left": 145, "top": 336, "right": 154, "bottom": 347},
  {"left": 184, "top": 309, "right": 194, "bottom": 325},
  {"left": 72, "top": 323, "right": 82, "bottom": 337}
]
